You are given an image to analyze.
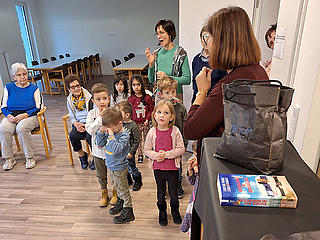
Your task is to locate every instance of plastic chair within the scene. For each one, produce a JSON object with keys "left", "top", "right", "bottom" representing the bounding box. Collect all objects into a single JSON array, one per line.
[
  {"left": 62, "top": 114, "right": 91, "bottom": 166},
  {"left": 66, "top": 54, "right": 71, "bottom": 57},
  {"left": 42, "top": 58, "right": 49, "bottom": 63},
  {"left": 51, "top": 57, "right": 57, "bottom": 61},
  {"left": 59, "top": 55, "right": 64, "bottom": 59}
]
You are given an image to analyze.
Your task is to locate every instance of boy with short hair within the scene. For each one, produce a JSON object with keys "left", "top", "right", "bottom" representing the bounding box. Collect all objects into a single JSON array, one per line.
[
  {"left": 116, "top": 101, "right": 143, "bottom": 191},
  {"left": 96, "top": 107, "right": 135, "bottom": 224},
  {"left": 66, "top": 74, "right": 94, "bottom": 170},
  {"left": 85, "top": 83, "right": 110, "bottom": 207},
  {"left": 158, "top": 76, "right": 188, "bottom": 199}
]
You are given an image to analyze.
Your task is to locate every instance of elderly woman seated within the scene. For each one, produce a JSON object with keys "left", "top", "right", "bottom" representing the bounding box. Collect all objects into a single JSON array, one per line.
[{"left": 0, "top": 62, "right": 42, "bottom": 171}]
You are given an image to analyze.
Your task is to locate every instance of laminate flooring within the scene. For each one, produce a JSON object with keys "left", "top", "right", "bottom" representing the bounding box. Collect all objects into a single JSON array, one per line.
[{"left": 0, "top": 76, "right": 192, "bottom": 240}]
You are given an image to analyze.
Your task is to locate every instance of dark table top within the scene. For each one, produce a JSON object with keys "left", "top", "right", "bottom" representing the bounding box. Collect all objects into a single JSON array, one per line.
[{"left": 194, "top": 138, "right": 320, "bottom": 240}]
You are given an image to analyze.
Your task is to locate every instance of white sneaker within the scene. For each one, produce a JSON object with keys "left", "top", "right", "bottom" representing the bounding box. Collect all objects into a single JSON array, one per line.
[
  {"left": 26, "top": 157, "right": 36, "bottom": 169},
  {"left": 3, "top": 158, "right": 16, "bottom": 171}
]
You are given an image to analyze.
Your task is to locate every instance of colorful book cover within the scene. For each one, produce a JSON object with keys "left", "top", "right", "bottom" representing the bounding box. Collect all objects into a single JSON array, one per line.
[{"left": 217, "top": 174, "right": 298, "bottom": 208}]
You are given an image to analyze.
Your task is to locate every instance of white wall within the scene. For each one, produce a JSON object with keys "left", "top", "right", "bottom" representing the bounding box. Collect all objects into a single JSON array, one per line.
[
  {"left": 179, "top": 0, "right": 255, "bottom": 111},
  {"left": 30, "top": 0, "right": 179, "bottom": 75},
  {"left": 0, "top": 0, "right": 26, "bottom": 90}
]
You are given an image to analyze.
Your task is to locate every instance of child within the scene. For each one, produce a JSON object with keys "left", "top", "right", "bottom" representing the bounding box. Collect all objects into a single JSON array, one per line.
[
  {"left": 110, "top": 74, "right": 130, "bottom": 107},
  {"left": 116, "top": 101, "right": 143, "bottom": 191},
  {"left": 144, "top": 100, "right": 185, "bottom": 226},
  {"left": 158, "top": 76, "right": 188, "bottom": 199},
  {"left": 128, "top": 75, "right": 154, "bottom": 163},
  {"left": 180, "top": 141, "right": 199, "bottom": 235},
  {"left": 96, "top": 107, "right": 135, "bottom": 224},
  {"left": 85, "top": 83, "right": 110, "bottom": 207},
  {"left": 66, "top": 74, "right": 94, "bottom": 170}
]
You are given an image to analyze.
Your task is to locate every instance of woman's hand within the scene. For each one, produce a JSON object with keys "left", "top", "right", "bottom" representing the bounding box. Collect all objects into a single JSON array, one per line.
[
  {"left": 188, "top": 156, "right": 198, "bottom": 174},
  {"left": 156, "top": 71, "right": 167, "bottom": 80},
  {"left": 145, "top": 46, "right": 155, "bottom": 67},
  {"left": 144, "top": 119, "right": 149, "bottom": 126},
  {"left": 196, "top": 66, "right": 212, "bottom": 93},
  {"left": 7, "top": 114, "right": 16, "bottom": 123},
  {"left": 74, "top": 121, "right": 86, "bottom": 133},
  {"left": 15, "top": 113, "right": 28, "bottom": 123}
]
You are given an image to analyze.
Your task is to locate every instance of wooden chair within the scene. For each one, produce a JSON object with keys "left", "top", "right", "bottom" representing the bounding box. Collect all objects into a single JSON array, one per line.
[
  {"left": 46, "top": 64, "right": 68, "bottom": 95},
  {"left": 51, "top": 56, "right": 57, "bottom": 61},
  {"left": 59, "top": 55, "right": 64, "bottom": 59},
  {"left": 1, "top": 107, "right": 52, "bottom": 159},
  {"left": 28, "top": 70, "right": 45, "bottom": 94},
  {"left": 62, "top": 114, "right": 91, "bottom": 166},
  {"left": 93, "top": 53, "right": 102, "bottom": 77},
  {"left": 66, "top": 53, "right": 71, "bottom": 57}
]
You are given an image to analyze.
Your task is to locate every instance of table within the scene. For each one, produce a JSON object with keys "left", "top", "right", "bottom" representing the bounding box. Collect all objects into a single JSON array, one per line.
[
  {"left": 193, "top": 137, "right": 320, "bottom": 240},
  {"left": 113, "top": 55, "right": 148, "bottom": 81},
  {"left": 28, "top": 56, "right": 86, "bottom": 95}
]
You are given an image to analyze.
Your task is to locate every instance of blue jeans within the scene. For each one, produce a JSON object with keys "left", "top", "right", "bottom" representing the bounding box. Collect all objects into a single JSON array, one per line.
[{"left": 127, "top": 157, "right": 141, "bottom": 178}]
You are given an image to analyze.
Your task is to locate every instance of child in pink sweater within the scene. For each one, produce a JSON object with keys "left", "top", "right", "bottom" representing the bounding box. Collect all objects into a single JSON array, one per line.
[{"left": 144, "top": 100, "right": 185, "bottom": 226}]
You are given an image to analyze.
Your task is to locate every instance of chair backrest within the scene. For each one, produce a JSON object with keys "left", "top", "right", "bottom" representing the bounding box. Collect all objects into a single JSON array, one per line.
[
  {"left": 42, "top": 58, "right": 49, "bottom": 63},
  {"left": 51, "top": 56, "right": 57, "bottom": 61},
  {"left": 95, "top": 53, "right": 100, "bottom": 61},
  {"left": 66, "top": 53, "right": 70, "bottom": 57},
  {"left": 32, "top": 60, "right": 39, "bottom": 66},
  {"left": 124, "top": 56, "right": 129, "bottom": 62},
  {"left": 59, "top": 55, "right": 64, "bottom": 59},
  {"left": 128, "top": 53, "right": 135, "bottom": 59},
  {"left": 111, "top": 60, "right": 116, "bottom": 68},
  {"left": 115, "top": 59, "right": 121, "bottom": 66}
]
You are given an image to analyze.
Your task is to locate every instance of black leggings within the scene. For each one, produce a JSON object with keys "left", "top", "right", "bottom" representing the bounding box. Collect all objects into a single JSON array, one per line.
[{"left": 69, "top": 125, "right": 92, "bottom": 152}]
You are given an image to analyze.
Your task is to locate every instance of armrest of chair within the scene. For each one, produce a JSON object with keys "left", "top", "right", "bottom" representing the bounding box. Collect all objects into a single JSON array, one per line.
[
  {"left": 62, "top": 114, "right": 69, "bottom": 122},
  {"left": 37, "top": 106, "right": 47, "bottom": 116}
]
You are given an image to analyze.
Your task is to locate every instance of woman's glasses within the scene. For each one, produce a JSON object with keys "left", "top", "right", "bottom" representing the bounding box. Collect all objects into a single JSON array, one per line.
[{"left": 69, "top": 84, "right": 81, "bottom": 90}]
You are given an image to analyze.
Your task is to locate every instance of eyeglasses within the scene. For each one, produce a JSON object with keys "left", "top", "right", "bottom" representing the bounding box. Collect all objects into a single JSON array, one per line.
[
  {"left": 15, "top": 72, "right": 27, "bottom": 78},
  {"left": 202, "top": 33, "right": 211, "bottom": 46},
  {"left": 155, "top": 31, "right": 166, "bottom": 37},
  {"left": 69, "top": 84, "right": 81, "bottom": 90}
]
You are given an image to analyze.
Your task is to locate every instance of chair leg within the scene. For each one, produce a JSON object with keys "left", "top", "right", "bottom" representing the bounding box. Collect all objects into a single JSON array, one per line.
[
  {"left": 43, "top": 115, "right": 52, "bottom": 150},
  {"left": 63, "top": 117, "right": 74, "bottom": 166},
  {"left": 14, "top": 134, "right": 21, "bottom": 152}
]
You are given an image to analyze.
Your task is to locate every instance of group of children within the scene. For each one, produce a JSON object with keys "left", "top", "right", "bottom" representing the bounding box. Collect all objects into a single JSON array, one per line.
[{"left": 65, "top": 73, "right": 198, "bottom": 229}]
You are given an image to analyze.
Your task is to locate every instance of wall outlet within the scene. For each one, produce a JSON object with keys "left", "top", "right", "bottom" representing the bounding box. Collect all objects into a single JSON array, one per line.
[{"left": 288, "top": 105, "right": 300, "bottom": 141}]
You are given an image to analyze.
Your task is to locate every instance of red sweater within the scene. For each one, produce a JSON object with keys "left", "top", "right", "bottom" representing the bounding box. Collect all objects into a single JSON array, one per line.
[
  {"left": 184, "top": 64, "right": 268, "bottom": 156},
  {"left": 128, "top": 94, "right": 154, "bottom": 124}
]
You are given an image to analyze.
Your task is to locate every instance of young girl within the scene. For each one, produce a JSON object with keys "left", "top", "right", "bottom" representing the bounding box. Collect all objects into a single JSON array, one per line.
[
  {"left": 180, "top": 141, "right": 199, "bottom": 235},
  {"left": 128, "top": 75, "right": 154, "bottom": 163},
  {"left": 110, "top": 74, "right": 130, "bottom": 107},
  {"left": 144, "top": 100, "right": 185, "bottom": 226}
]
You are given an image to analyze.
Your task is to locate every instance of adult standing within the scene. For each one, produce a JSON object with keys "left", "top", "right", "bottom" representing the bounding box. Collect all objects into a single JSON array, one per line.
[
  {"left": 263, "top": 23, "right": 277, "bottom": 77},
  {"left": 0, "top": 63, "right": 42, "bottom": 170},
  {"left": 145, "top": 19, "right": 191, "bottom": 102},
  {"left": 191, "top": 25, "right": 227, "bottom": 103}
]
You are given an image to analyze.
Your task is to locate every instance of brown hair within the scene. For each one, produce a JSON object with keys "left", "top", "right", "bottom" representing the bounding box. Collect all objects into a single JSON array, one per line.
[
  {"left": 91, "top": 83, "right": 109, "bottom": 96},
  {"left": 155, "top": 19, "right": 176, "bottom": 42},
  {"left": 265, "top": 23, "right": 277, "bottom": 48},
  {"left": 116, "top": 101, "right": 132, "bottom": 116},
  {"left": 152, "top": 100, "right": 175, "bottom": 128},
  {"left": 200, "top": 25, "right": 209, "bottom": 37},
  {"left": 207, "top": 6, "right": 261, "bottom": 70},
  {"left": 157, "top": 76, "right": 178, "bottom": 92},
  {"left": 100, "top": 107, "right": 122, "bottom": 127},
  {"left": 65, "top": 74, "right": 81, "bottom": 88}
]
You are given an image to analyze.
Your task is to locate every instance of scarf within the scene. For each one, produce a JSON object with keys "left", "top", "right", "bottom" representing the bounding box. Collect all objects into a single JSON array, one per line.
[{"left": 72, "top": 89, "right": 86, "bottom": 111}]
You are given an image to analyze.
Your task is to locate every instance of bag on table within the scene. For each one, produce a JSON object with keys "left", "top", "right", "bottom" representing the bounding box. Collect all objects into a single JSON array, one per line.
[{"left": 215, "top": 79, "right": 294, "bottom": 174}]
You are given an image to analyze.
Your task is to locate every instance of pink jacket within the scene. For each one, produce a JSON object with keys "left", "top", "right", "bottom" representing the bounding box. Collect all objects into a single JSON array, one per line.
[{"left": 144, "top": 126, "right": 186, "bottom": 168}]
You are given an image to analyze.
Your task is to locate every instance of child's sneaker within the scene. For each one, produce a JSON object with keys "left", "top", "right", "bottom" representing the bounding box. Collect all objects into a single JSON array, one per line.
[
  {"left": 177, "top": 185, "right": 184, "bottom": 199},
  {"left": 3, "top": 157, "right": 16, "bottom": 171},
  {"left": 113, "top": 207, "right": 135, "bottom": 224},
  {"left": 138, "top": 155, "right": 143, "bottom": 163},
  {"left": 109, "top": 197, "right": 124, "bottom": 215},
  {"left": 110, "top": 187, "right": 117, "bottom": 205},
  {"left": 26, "top": 157, "right": 36, "bottom": 169},
  {"left": 99, "top": 189, "right": 109, "bottom": 207},
  {"left": 89, "top": 159, "right": 95, "bottom": 170},
  {"left": 79, "top": 152, "right": 89, "bottom": 170}
]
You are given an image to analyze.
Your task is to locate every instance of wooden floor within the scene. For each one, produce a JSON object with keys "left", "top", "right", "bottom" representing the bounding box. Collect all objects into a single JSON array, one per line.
[{"left": 0, "top": 76, "right": 192, "bottom": 240}]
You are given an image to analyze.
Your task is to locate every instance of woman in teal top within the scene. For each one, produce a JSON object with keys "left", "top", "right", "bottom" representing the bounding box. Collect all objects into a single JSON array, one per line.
[{"left": 145, "top": 19, "right": 191, "bottom": 101}]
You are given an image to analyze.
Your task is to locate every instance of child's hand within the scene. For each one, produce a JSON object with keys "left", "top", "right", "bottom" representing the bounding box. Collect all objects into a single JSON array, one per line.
[
  {"left": 156, "top": 71, "right": 167, "bottom": 80},
  {"left": 188, "top": 156, "right": 198, "bottom": 173},
  {"left": 127, "top": 153, "right": 133, "bottom": 159},
  {"left": 106, "top": 128, "right": 114, "bottom": 136},
  {"left": 144, "top": 120, "right": 149, "bottom": 126},
  {"left": 156, "top": 150, "right": 165, "bottom": 162},
  {"left": 171, "top": 97, "right": 180, "bottom": 104},
  {"left": 99, "top": 126, "right": 107, "bottom": 133}
]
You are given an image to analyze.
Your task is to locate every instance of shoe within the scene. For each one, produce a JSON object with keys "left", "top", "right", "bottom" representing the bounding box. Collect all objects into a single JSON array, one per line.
[
  {"left": 109, "top": 197, "right": 124, "bottom": 215},
  {"left": 89, "top": 159, "right": 95, "bottom": 170},
  {"left": 127, "top": 172, "right": 133, "bottom": 186},
  {"left": 110, "top": 187, "right": 117, "bottom": 205},
  {"left": 171, "top": 207, "right": 182, "bottom": 224},
  {"left": 177, "top": 185, "right": 184, "bottom": 199},
  {"left": 132, "top": 174, "right": 143, "bottom": 191},
  {"left": 158, "top": 204, "right": 167, "bottom": 226},
  {"left": 3, "top": 158, "right": 16, "bottom": 171},
  {"left": 113, "top": 207, "right": 135, "bottom": 224},
  {"left": 138, "top": 155, "right": 143, "bottom": 163},
  {"left": 99, "top": 189, "right": 109, "bottom": 207},
  {"left": 26, "top": 157, "right": 36, "bottom": 169},
  {"left": 79, "top": 152, "right": 89, "bottom": 170}
]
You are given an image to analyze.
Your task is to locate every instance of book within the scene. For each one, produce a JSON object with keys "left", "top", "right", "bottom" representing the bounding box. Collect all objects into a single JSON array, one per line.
[{"left": 217, "top": 174, "right": 298, "bottom": 208}]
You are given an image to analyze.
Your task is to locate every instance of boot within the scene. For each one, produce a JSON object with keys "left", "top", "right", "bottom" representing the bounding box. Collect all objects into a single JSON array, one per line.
[
  {"left": 79, "top": 152, "right": 89, "bottom": 170},
  {"left": 127, "top": 172, "right": 133, "bottom": 186},
  {"left": 177, "top": 182, "right": 184, "bottom": 199},
  {"left": 99, "top": 189, "right": 109, "bottom": 207},
  {"left": 109, "top": 197, "right": 124, "bottom": 215},
  {"left": 157, "top": 203, "right": 168, "bottom": 226},
  {"left": 132, "top": 174, "right": 143, "bottom": 191},
  {"left": 110, "top": 187, "right": 117, "bottom": 205},
  {"left": 113, "top": 207, "right": 135, "bottom": 224},
  {"left": 89, "top": 159, "right": 95, "bottom": 170},
  {"left": 171, "top": 205, "right": 182, "bottom": 224}
]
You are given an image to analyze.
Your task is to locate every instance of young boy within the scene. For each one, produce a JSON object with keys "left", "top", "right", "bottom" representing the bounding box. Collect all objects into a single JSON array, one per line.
[
  {"left": 158, "top": 76, "right": 188, "bottom": 199},
  {"left": 96, "top": 107, "right": 135, "bottom": 224},
  {"left": 85, "top": 83, "right": 110, "bottom": 207},
  {"left": 66, "top": 74, "right": 94, "bottom": 170},
  {"left": 116, "top": 101, "right": 143, "bottom": 191}
]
